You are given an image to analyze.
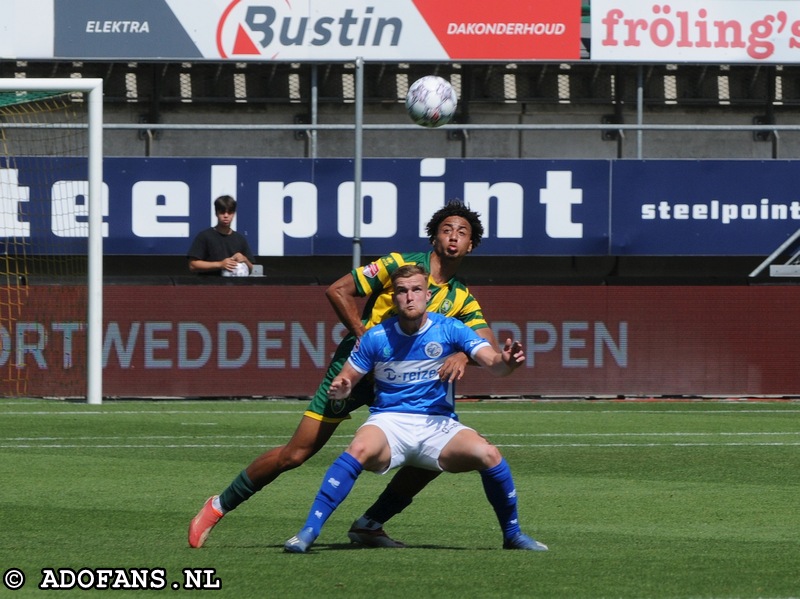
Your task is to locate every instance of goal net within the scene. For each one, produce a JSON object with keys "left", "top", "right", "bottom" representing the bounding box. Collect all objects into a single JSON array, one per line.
[{"left": 0, "top": 79, "right": 103, "bottom": 403}]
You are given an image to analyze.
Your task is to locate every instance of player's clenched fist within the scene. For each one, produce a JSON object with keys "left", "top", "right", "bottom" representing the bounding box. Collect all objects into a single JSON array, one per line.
[{"left": 328, "top": 376, "right": 353, "bottom": 400}]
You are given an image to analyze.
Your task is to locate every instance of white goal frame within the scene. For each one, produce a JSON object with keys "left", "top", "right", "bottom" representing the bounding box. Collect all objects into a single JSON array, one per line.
[{"left": 0, "top": 78, "right": 104, "bottom": 404}]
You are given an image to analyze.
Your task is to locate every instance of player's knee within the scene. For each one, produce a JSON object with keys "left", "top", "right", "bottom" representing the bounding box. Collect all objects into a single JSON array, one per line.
[
  {"left": 344, "top": 438, "right": 372, "bottom": 463},
  {"left": 478, "top": 444, "right": 503, "bottom": 469},
  {"left": 277, "top": 444, "right": 315, "bottom": 470},
  {"left": 346, "top": 438, "right": 389, "bottom": 471}
]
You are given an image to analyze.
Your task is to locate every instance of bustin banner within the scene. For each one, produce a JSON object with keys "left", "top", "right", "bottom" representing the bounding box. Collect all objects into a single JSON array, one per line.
[
  {"left": 7, "top": 0, "right": 800, "bottom": 63},
  {"left": 0, "top": 0, "right": 582, "bottom": 61},
  {"left": 1, "top": 157, "right": 798, "bottom": 257}
]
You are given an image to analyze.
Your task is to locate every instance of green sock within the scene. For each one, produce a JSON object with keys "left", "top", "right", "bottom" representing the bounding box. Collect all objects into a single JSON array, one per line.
[{"left": 218, "top": 470, "right": 257, "bottom": 513}]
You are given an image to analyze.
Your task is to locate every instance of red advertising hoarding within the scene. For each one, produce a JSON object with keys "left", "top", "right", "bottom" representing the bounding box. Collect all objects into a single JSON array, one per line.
[{"left": 7, "top": 284, "right": 799, "bottom": 399}]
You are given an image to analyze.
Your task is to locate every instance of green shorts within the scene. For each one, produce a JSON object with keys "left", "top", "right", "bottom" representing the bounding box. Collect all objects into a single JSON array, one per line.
[{"left": 304, "top": 334, "right": 375, "bottom": 423}]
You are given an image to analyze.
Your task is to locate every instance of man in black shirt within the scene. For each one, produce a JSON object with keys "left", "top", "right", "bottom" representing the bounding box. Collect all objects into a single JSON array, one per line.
[{"left": 187, "top": 195, "right": 254, "bottom": 276}]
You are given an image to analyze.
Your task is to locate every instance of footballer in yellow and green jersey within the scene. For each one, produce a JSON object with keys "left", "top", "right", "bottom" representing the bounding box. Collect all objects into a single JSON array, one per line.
[
  {"left": 353, "top": 251, "right": 488, "bottom": 333},
  {"left": 305, "top": 250, "right": 488, "bottom": 423}
]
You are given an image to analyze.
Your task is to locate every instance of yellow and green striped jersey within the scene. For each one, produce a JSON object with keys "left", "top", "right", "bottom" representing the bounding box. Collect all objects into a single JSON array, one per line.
[{"left": 351, "top": 251, "right": 488, "bottom": 332}]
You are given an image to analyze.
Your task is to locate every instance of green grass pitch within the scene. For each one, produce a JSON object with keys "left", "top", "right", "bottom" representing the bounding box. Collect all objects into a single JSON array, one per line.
[{"left": 1, "top": 398, "right": 799, "bottom": 598}]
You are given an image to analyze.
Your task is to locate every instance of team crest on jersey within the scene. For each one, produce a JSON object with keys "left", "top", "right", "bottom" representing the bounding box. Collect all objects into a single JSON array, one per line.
[
  {"left": 439, "top": 299, "right": 453, "bottom": 313},
  {"left": 362, "top": 263, "right": 380, "bottom": 278},
  {"left": 425, "top": 342, "right": 444, "bottom": 359},
  {"left": 330, "top": 398, "right": 348, "bottom": 415}
]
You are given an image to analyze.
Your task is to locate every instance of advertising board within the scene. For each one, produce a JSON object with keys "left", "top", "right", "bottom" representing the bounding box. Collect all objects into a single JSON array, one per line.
[
  {"left": 3, "top": 157, "right": 798, "bottom": 257},
  {"left": 9, "top": 285, "right": 799, "bottom": 398}
]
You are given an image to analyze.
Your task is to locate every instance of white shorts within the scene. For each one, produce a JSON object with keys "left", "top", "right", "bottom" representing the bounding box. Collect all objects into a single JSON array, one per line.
[{"left": 359, "top": 412, "right": 474, "bottom": 474}]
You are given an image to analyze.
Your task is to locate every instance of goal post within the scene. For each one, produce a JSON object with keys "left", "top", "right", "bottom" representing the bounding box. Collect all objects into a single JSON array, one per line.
[{"left": 0, "top": 78, "right": 103, "bottom": 404}]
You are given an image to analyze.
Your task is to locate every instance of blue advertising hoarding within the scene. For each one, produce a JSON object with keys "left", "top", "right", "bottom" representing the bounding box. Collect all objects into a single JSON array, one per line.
[
  {"left": 611, "top": 160, "right": 800, "bottom": 255},
  {"left": 1, "top": 157, "right": 798, "bottom": 256}
]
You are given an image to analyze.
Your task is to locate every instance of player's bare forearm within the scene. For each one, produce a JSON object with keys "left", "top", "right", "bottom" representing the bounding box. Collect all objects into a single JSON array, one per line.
[
  {"left": 446, "top": 327, "right": 499, "bottom": 377},
  {"left": 476, "top": 338, "right": 525, "bottom": 377},
  {"left": 326, "top": 274, "right": 367, "bottom": 338},
  {"left": 477, "top": 326, "right": 500, "bottom": 352}
]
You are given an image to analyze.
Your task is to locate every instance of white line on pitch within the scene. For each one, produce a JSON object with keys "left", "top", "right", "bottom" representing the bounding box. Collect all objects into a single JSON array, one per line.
[{"left": 3, "top": 441, "right": 800, "bottom": 449}]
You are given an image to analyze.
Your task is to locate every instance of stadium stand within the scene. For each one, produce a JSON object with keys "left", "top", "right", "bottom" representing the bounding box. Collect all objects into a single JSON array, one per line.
[{"left": 2, "top": 58, "right": 796, "bottom": 284}]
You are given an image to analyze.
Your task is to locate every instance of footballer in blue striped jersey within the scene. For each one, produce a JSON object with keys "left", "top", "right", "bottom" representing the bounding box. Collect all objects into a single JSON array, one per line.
[
  {"left": 350, "top": 312, "right": 489, "bottom": 418},
  {"left": 284, "top": 264, "right": 547, "bottom": 553}
]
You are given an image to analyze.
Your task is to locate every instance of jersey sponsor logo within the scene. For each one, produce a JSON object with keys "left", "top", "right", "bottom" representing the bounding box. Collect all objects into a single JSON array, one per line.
[
  {"left": 424, "top": 341, "right": 443, "bottom": 359},
  {"left": 402, "top": 368, "right": 439, "bottom": 382},
  {"left": 377, "top": 360, "right": 439, "bottom": 383},
  {"left": 362, "top": 262, "right": 380, "bottom": 278},
  {"left": 465, "top": 338, "right": 484, "bottom": 352}
]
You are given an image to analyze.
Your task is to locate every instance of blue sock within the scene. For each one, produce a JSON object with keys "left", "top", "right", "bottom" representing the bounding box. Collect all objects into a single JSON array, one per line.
[
  {"left": 479, "top": 458, "right": 521, "bottom": 539},
  {"left": 302, "top": 452, "right": 363, "bottom": 536}
]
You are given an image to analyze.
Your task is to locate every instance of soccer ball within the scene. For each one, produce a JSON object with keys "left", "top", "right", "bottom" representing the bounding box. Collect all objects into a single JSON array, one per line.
[{"left": 405, "top": 76, "right": 457, "bottom": 128}]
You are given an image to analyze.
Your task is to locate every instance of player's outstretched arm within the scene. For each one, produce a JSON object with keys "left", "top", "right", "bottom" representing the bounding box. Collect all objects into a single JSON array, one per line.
[
  {"left": 439, "top": 327, "right": 500, "bottom": 382},
  {"left": 478, "top": 326, "right": 501, "bottom": 352},
  {"left": 474, "top": 338, "right": 525, "bottom": 377}
]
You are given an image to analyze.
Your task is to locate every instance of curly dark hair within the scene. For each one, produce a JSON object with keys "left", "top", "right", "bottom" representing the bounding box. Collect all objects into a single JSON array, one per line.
[{"left": 425, "top": 200, "right": 484, "bottom": 249}]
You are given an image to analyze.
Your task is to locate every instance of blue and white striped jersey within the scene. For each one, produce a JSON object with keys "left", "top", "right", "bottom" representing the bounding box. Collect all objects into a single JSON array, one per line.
[{"left": 347, "top": 312, "right": 490, "bottom": 418}]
